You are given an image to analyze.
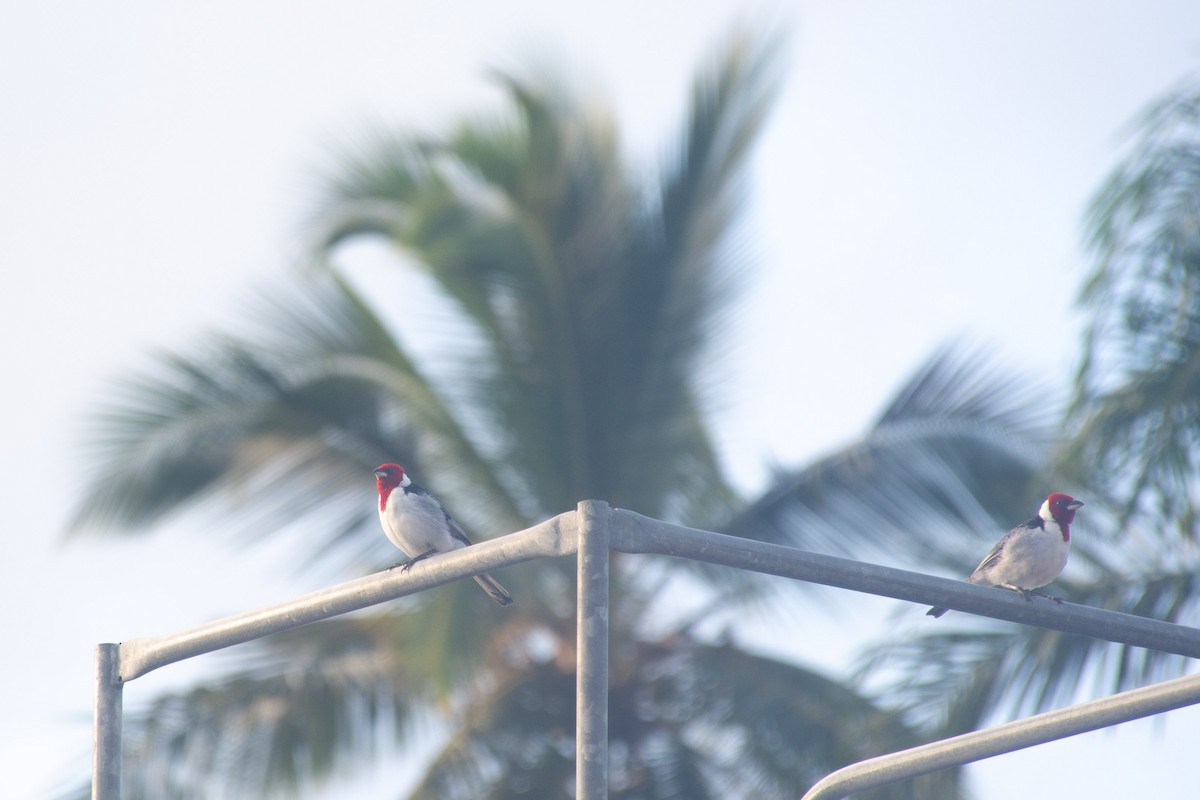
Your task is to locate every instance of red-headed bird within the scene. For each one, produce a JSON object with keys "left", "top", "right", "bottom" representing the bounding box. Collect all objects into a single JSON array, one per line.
[
  {"left": 373, "top": 463, "right": 513, "bottom": 606},
  {"left": 927, "top": 493, "right": 1083, "bottom": 618}
]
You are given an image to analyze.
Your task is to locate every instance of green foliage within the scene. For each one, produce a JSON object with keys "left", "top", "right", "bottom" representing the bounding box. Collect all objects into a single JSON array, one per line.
[
  {"left": 727, "top": 344, "right": 1053, "bottom": 567},
  {"left": 69, "top": 24, "right": 1083, "bottom": 799},
  {"left": 307, "top": 40, "right": 785, "bottom": 528},
  {"left": 862, "top": 75, "right": 1200, "bottom": 740},
  {"left": 1071, "top": 78, "right": 1200, "bottom": 530},
  {"left": 397, "top": 638, "right": 962, "bottom": 800}
]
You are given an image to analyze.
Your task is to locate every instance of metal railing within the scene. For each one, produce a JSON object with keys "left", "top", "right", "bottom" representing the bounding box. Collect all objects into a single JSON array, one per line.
[{"left": 93, "top": 501, "right": 1200, "bottom": 799}]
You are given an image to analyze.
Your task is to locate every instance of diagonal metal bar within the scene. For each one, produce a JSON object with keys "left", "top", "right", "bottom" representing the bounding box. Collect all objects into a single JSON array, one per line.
[
  {"left": 609, "top": 509, "right": 1200, "bottom": 658},
  {"left": 576, "top": 500, "right": 611, "bottom": 800},
  {"left": 800, "top": 670, "right": 1200, "bottom": 800},
  {"left": 118, "top": 512, "right": 577, "bottom": 682}
]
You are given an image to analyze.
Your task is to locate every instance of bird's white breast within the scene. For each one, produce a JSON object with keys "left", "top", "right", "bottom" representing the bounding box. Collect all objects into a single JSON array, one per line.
[
  {"left": 380, "top": 487, "right": 460, "bottom": 556},
  {"left": 978, "top": 522, "right": 1069, "bottom": 589}
]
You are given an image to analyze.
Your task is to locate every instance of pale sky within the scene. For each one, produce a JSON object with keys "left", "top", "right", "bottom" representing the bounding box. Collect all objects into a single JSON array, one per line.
[{"left": 4, "top": 2, "right": 1200, "bottom": 798}]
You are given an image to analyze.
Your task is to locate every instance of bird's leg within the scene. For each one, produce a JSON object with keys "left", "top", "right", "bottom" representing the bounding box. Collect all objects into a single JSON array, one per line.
[
  {"left": 1001, "top": 584, "right": 1063, "bottom": 605},
  {"left": 1001, "top": 584, "right": 1035, "bottom": 602},
  {"left": 388, "top": 549, "right": 438, "bottom": 572}
]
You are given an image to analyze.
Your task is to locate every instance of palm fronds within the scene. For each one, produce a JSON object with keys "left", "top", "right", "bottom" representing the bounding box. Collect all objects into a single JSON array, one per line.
[
  {"left": 1070, "top": 77, "right": 1200, "bottom": 530},
  {"left": 727, "top": 344, "right": 1055, "bottom": 568}
]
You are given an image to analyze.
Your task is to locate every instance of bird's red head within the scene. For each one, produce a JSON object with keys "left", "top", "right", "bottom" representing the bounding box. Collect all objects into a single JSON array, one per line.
[
  {"left": 373, "top": 463, "right": 408, "bottom": 509},
  {"left": 1045, "top": 492, "right": 1083, "bottom": 538}
]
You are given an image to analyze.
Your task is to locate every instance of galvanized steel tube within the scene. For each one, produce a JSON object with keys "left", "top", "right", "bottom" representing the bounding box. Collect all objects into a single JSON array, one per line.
[
  {"left": 119, "top": 512, "right": 576, "bottom": 682},
  {"left": 92, "top": 643, "right": 122, "bottom": 800},
  {"left": 801, "top": 670, "right": 1200, "bottom": 800},
  {"left": 576, "top": 500, "right": 611, "bottom": 800},
  {"left": 609, "top": 509, "right": 1200, "bottom": 658}
]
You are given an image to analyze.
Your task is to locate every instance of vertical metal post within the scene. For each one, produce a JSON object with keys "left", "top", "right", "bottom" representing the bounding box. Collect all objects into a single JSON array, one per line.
[
  {"left": 93, "top": 643, "right": 122, "bottom": 800},
  {"left": 576, "top": 500, "right": 610, "bottom": 800}
]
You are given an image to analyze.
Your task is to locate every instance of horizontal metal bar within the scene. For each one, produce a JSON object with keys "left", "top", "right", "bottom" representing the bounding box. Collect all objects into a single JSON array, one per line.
[
  {"left": 118, "top": 512, "right": 577, "bottom": 682},
  {"left": 800, "top": 669, "right": 1200, "bottom": 800},
  {"left": 609, "top": 509, "right": 1200, "bottom": 658}
]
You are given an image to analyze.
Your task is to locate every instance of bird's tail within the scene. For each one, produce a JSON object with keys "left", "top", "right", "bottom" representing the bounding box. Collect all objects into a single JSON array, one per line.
[
  {"left": 474, "top": 572, "right": 514, "bottom": 606},
  {"left": 926, "top": 606, "right": 949, "bottom": 618}
]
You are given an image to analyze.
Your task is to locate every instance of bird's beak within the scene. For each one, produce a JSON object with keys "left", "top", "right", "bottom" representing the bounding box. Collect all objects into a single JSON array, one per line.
[
  {"left": 372, "top": 468, "right": 387, "bottom": 478},
  {"left": 1067, "top": 500, "right": 1084, "bottom": 511}
]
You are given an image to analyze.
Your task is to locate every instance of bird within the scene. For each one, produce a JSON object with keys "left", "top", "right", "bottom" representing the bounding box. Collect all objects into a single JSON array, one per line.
[
  {"left": 927, "top": 492, "right": 1083, "bottom": 618},
  {"left": 373, "top": 463, "right": 513, "bottom": 606}
]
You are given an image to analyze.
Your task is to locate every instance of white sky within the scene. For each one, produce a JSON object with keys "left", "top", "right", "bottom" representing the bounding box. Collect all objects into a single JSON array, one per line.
[{"left": 3, "top": 2, "right": 1200, "bottom": 798}]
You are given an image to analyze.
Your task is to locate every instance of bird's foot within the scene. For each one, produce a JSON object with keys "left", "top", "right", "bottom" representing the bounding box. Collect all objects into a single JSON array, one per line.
[
  {"left": 389, "top": 549, "right": 437, "bottom": 572},
  {"left": 1006, "top": 586, "right": 1062, "bottom": 605},
  {"left": 1011, "top": 586, "right": 1035, "bottom": 602}
]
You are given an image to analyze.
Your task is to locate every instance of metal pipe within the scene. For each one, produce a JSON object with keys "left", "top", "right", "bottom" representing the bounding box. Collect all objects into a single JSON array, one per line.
[
  {"left": 576, "top": 500, "right": 611, "bottom": 800},
  {"left": 92, "top": 643, "right": 122, "bottom": 800},
  {"left": 119, "top": 512, "right": 577, "bottom": 682},
  {"left": 97, "top": 505, "right": 1200, "bottom": 800},
  {"left": 801, "top": 670, "right": 1200, "bottom": 800},
  {"left": 609, "top": 509, "right": 1200, "bottom": 658}
]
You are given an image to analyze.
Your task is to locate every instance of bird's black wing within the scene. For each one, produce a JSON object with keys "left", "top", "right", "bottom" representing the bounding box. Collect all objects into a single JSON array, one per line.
[
  {"left": 441, "top": 507, "right": 473, "bottom": 546},
  {"left": 971, "top": 517, "right": 1043, "bottom": 574},
  {"left": 405, "top": 481, "right": 474, "bottom": 546}
]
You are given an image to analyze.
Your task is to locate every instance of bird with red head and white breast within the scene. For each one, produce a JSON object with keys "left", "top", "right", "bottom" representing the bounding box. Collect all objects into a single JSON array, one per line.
[
  {"left": 373, "top": 463, "right": 513, "bottom": 606},
  {"left": 927, "top": 492, "right": 1083, "bottom": 618}
]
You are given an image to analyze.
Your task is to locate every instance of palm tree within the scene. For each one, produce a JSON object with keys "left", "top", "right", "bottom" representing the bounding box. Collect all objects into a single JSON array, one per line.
[
  {"left": 858, "top": 76, "right": 1200, "bottom": 738},
  {"left": 65, "top": 30, "right": 1050, "bottom": 799}
]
